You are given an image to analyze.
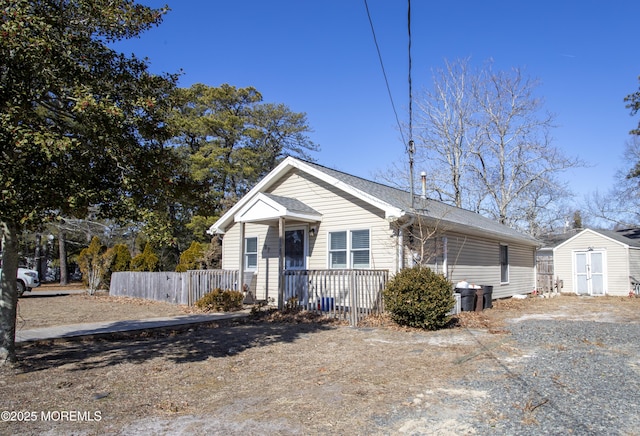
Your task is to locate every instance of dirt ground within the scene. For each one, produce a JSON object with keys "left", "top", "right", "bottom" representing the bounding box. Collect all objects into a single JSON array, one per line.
[{"left": 2, "top": 286, "right": 640, "bottom": 435}]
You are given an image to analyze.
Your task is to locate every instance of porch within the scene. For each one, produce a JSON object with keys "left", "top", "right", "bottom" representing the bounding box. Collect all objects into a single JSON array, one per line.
[
  {"left": 282, "top": 269, "right": 388, "bottom": 326},
  {"left": 190, "top": 268, "right": 389, "bottom": 327}
]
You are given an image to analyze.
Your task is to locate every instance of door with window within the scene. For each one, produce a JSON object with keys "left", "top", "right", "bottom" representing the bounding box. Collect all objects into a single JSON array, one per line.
[
  {"left": 285, "top": 228, "right": 306, "bottom": 270},
  {"left": 284, "top": 227, "right": 307, "bottom": 305},
  {"left": 575, "top": 251, "right": 605, "bottom": 295}
]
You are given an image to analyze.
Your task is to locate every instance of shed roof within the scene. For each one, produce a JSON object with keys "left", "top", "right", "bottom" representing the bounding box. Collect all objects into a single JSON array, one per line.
[{"left": 541, "top": 228, "right": 640, "bottom": 250}]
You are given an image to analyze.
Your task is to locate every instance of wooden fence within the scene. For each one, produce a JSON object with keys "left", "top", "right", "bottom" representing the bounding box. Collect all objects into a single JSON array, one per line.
[
  {"left": 283, "top": 269, "right": 388, "bottom": 327},
  {"left": 536, "top": 255, "right": 555, "bottom": 295},
  {"left": 109, "top": 270, "right": 239, "bottom": 305}
]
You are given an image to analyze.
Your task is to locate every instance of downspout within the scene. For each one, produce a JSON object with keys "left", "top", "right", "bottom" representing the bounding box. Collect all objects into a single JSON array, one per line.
[
  {"left": 239, "top": 222, "right": 245, "bottom": 293},
  {"left": 278, "top": 217, "right": 285, "bottom": 310},
  {"left": 442, "top": 236, "right": 448, "bottom": 278}
]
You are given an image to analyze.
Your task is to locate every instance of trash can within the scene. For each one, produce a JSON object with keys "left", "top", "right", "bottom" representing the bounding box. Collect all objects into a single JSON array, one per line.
[
  {"left": 482, "top": 285, "right": 494, "bottom": 309},
  {"left": 458, "top": 288, "right": 476, "bottom": 312}
]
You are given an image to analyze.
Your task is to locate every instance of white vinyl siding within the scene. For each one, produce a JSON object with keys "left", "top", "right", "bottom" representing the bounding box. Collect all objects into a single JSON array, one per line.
[{"left": 445, "top": 233, "right": 535, "bottom": 300}]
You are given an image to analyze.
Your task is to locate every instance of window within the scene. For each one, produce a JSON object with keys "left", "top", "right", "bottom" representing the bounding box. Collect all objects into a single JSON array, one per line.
[
  {"left": 329, "top": 231, "right": 347, "bottom": 268},
  {"left": 245, "top": 237, "right": 258, "bottom": 271},
  {"left": 351, "top": 230, "right": 370, "bottom": 268},
  {"left": 500, "top": 244, "right": 509, "bottom": 283},
  {"left": 329, "top": 230, "right": 370, "bottom": 269}
]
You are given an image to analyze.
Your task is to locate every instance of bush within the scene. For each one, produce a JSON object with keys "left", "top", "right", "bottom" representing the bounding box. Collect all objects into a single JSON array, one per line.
[
  {"left": 175, "top": 241, "right": 206, "bottom": 272},
  {"left": 109, "top": 244, "right": 132, "bottom": 272},
  {"left": 383, "top": 266, "right": 454, "bottom": 330},
  {"left": 195, "top": 288, "right": 244, "bottom": 312},
  {"left": 130, "top": 242, "right": 159, "bottom": 272},
  {"left": 103, "top": 243, "right": 132, "bottom": 287},
  {"left": 78, "top": 236, "right": 110, "bottom": 295}
]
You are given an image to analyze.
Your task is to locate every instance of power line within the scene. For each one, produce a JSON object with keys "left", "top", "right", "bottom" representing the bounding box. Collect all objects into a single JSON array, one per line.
[
  {"left": 364, "top": 0, "right": 415, "bottom": 206},
  {"left": 363, "top": 0, "right": 406, "bottom": 147},
  {"left": 407, "top": 0, "right": 414, "bottom": 207}
]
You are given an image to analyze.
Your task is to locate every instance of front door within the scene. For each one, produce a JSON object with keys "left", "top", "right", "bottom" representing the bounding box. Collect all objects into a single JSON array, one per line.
[
  {"left": 285, "top": 228, "right": 306, "bottom": 270},
  {"left": 284, "top": 227, "right": 308, "bottom": 305},
  {"left": 575, "top": 251, "right": 605, "bottom": 295}
]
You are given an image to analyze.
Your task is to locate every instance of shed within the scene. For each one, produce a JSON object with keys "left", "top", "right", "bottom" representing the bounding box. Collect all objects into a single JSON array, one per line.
[{"left": 540, "top": 228, "right": 640, "bottom": 296}]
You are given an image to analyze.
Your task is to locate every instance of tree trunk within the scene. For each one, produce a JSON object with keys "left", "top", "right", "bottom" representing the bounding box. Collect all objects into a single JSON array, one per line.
[
  {"left": 0, "top": 220, "right": 20, "bottom": 365},
  {"left": 34, "top": 232, "right": 44, "bottom": 282},
  {"left": 59, "top": 228, "right": 68, "bottom": 285}
]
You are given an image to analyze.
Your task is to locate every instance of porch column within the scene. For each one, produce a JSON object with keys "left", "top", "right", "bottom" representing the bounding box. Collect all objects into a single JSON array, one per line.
[
  {"left": 278, "top": 216, "right": 285, "bottom": 310},
  {"left": 239, "top": 221, "right": 245, "bottom": 292}
]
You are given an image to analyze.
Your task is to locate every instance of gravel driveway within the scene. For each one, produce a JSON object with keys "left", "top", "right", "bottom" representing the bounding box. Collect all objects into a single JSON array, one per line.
[{"left": 390, "top": 316, "right": 640, "bottom": 435}]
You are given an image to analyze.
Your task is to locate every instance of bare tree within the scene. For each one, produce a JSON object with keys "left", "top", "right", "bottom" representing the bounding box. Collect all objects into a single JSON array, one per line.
[
  {"left": 585, "top": 135, "right": 640, "bottom": 227},
  {"left": 414, "top": 58, "right": 483, "bottom": 209},
  {"left": 413, "top": 59, "right": 584, "bottom": 235}
]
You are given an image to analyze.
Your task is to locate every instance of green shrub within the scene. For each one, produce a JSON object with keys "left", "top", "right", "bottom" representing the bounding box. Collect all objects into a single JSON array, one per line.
[
  {"left": 195, "top": 288, "right": 244, "bottom": 312},
  {"left": 383, "top": 266, "right": 454, "bottom": 330},
  {"left": 78, "top": 236, "right": 110, "bottom": 295},
  {"left": 130, "top": 242, "right": 159, "bottom": 272},
  {"left": 102, "top": 243, "right": 132, "bottom": 287},
  {"left": 175, "top": 241, "right": 206, "bottom": 272},
  {"left": 109, "top": 244, "right": 132, "bottom": 272}
]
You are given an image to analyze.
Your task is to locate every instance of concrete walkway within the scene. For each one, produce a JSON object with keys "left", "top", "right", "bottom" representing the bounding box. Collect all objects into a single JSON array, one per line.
[{"left": 15, "top": 311, "right": 250, "bottom": 343}]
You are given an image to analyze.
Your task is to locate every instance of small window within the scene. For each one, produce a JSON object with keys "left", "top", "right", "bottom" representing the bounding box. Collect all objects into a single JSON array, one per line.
[
  {"left": 245, "top": 237, "right": 258, "bottom": 271},
  {"left": 351, "top": 229, "right": 370, "bottom": 268},
  {"left": 500, "top": 244, "right": 509, "bottom": 283},
  {"left": 329, "top": 231, "right": 347, "bottom": 268}
]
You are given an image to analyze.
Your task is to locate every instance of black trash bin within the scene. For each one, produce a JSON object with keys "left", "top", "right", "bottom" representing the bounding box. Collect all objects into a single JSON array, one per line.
[
  {"left": 482, "top": 285, "right": 494, "bottom": 309},
  {"left": 458, "top": 288, "right": 476, "bottom": 312}
]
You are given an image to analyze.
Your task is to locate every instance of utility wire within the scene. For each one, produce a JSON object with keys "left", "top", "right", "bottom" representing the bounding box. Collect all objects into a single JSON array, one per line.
[
  {"left": 407, "top": 0, "right": 414, "bottom": 207},
  {"left": 363, "top": 0, "right": 407, "bottom": 147}
]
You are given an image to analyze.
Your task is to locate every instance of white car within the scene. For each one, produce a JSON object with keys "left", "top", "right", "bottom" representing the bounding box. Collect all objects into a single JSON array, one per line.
[
  {"left": 17, "top": 267, "right": 41, "bottom": 296},
  {"left": 0, "top": 267, "right": 41, "bottom": 296}
]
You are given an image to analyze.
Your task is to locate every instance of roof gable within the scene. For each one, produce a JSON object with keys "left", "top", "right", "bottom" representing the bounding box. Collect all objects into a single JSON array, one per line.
[
  {"left": 234, "top": 193, "right": 322, "bottom": 224},
  {"left": 552, "top": 228, "right": 640, "bottom": 251}
]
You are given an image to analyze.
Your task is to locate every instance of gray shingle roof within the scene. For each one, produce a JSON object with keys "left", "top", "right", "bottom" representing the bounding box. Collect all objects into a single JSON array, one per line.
[
  {"left": 539, "top": 228, "right": 640, "bottom": 249},
  {"left": 261, "top": 192, "right": 320, "bottom": 216},
  {"left": 302, "top": 160, "right": 539, "bottom": 246},
  {"left": 599, "top": 228, "right": 640, "bottom": 248}
]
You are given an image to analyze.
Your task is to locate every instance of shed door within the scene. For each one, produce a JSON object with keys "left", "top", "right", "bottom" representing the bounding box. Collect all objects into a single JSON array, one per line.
[{"left": 575, "top": 251, "right": 605, "bottom": 296}]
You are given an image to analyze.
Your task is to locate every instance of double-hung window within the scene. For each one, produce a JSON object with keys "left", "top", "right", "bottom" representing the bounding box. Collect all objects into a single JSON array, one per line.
[
  {"left": 329, "top": 229, "right": 370, "bottom": 269},
  {"left": 245, "top": 237, "right": 258, "bottom": 271}
]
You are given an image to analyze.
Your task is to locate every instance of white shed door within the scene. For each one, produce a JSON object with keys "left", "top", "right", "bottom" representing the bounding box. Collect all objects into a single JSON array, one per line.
[{"left": 575, "top": 251, "right": 605, "bottom": 296}]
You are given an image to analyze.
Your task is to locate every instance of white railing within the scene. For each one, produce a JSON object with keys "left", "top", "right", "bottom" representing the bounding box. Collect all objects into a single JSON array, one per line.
[{"left": 283, "top": 269, "right": 388, "bottom": 326}]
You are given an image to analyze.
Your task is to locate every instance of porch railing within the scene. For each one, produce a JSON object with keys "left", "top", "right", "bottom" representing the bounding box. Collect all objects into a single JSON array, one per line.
[{"left": 283, "top": 269, "right": 389, "bottom": 327}]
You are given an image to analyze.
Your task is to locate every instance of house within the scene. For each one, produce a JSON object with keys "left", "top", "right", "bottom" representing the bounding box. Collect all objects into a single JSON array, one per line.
[
  {"left": 208, "top": 157, "right": 540, "bottom": 308},
  {"left": 537, "top": 228, "right": 640, "bottom": 296}
]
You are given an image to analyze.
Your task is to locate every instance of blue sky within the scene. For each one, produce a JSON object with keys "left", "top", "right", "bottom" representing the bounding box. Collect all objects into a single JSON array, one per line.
[{"left": 113, "top": 1, "right": 640, "bottom": 203}]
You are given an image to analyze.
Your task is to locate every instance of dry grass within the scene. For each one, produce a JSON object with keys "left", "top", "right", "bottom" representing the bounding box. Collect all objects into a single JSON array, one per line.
[{"left": 3, "top": 292, "right": 639, "bottom": 435}]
